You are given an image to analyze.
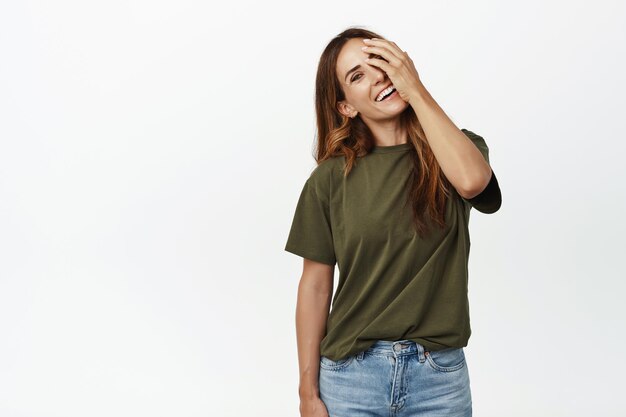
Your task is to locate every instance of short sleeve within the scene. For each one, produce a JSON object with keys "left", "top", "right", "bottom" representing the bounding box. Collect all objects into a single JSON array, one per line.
[
  {"left": 459, "top": 129, "right": 502, "bottom": 214},
  {"left": 284, "top": 178, "right": 337, "bottom": 266}
]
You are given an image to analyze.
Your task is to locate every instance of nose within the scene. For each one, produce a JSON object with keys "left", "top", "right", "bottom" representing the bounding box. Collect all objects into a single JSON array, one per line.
[{"left": 371, "top": 66, "right": 386, "bottom": 84}]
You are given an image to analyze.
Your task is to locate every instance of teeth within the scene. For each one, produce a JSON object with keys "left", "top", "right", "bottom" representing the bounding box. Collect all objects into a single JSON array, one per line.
[{"left": 376, "top": 85, "right": 395, "bottom": 102}]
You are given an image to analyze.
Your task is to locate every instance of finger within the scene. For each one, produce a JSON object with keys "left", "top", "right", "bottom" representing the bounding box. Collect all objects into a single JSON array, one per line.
[
  {"left": 384, "top": 40, "right": 407, "bottom": 61},
  {"left": 364, "top": 55, "right": 392, "bottom": 74},
  {"left": 362, "top": 45, "right": 401, "bottom": 67},
  {"left": 365, "top": 38, "right": 404, "bottom": 58},
  {"left": 363, "top": 38, "right": 405, "bottom": 62}
]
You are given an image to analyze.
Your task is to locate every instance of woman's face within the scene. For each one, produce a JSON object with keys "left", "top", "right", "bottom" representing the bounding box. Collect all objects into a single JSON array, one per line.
[{"left": 335, "top": 37, "right": 409, "bottom": 121}]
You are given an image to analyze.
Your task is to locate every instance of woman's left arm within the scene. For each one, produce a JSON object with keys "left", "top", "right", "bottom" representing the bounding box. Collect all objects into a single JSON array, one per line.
[
  {"left": 408, "top": 83, "right": 492, "bottom": 199},
  {"left": 362, "top": 38, "right": 492, "bottom": 199}
]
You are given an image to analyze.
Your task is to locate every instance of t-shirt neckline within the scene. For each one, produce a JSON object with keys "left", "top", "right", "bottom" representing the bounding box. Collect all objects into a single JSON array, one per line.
[{"left": 370, "top": 142, "right": 411, "bottom": 154}]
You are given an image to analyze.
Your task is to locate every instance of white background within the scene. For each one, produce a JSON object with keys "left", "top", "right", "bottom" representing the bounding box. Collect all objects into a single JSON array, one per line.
[{"left": 1, "top": 1, "right": 625, "bottom": 416}]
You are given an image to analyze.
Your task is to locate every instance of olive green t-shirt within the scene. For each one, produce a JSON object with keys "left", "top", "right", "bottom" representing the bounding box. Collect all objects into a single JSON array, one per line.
[{"left": 284, "top": 129, "right": 502, "bottom": 361}]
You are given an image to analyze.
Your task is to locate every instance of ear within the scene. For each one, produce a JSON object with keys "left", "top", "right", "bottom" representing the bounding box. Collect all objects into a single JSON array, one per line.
[{"left": 337, "top": 100, "right": 356, "bottom": 118}]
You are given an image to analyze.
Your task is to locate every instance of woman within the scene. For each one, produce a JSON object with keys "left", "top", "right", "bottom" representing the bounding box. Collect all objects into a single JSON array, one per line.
[{"left": 285, "top": 27, "right": 501, "bottom": 417}]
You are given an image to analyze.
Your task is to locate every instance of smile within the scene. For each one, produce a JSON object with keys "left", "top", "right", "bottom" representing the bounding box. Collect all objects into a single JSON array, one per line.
[{"left": 375, "top": 87, "right": 398, "bottom": 102}]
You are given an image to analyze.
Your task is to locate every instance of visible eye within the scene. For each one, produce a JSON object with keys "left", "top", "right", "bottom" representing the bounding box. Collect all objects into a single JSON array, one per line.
[{"left": 351, "top": 73, "right": 362, "bottom": 82}]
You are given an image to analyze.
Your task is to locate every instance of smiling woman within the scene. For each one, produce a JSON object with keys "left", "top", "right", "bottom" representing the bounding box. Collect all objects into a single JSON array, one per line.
[{"left": 285, "top": 26, "right": 501, "bottom": 417}]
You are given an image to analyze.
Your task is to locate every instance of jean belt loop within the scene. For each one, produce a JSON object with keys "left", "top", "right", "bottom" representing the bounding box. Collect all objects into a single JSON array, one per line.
[{"left": 417, "top": 342, "right": 426, "bottom": 363}]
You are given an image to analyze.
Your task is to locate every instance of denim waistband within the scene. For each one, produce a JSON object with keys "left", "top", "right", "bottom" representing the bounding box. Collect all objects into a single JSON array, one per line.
[{"left": 364, "top": 339, "right": 427, "bottom": 358}]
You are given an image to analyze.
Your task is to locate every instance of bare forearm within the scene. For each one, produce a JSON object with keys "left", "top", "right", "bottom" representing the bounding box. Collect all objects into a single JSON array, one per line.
[
  {"left": 407, "top": 83, "right": 492, "bottom": 196},
  {"left": 296, "top": 279, "right": 332, "bottom": 400}
]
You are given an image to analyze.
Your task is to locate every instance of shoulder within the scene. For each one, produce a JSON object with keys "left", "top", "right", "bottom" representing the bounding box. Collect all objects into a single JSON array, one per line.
[
  {"left": 300, "top": 156, "right": 343, "bottom": 205},
  {"left": 307, "top": 155, "right": 343, "bottom": 188}
]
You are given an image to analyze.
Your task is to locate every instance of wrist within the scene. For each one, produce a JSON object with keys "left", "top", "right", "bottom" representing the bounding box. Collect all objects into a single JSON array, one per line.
[
  {"left": 299, "top": 385, "right": 320, "bottom": 400},
  {"left": 407, "top": 80, "right": 431, "bottom": 107}
]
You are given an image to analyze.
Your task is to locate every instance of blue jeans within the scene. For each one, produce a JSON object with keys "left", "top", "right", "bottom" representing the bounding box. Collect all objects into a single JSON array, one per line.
[{"left": 319, "top": 340, "right": 472, "bottom": 417}]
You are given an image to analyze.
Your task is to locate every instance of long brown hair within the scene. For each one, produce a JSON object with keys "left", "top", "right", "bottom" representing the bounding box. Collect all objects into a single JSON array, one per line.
[{"left": 313, "top": 26, "right": 454, "bottom": 238}]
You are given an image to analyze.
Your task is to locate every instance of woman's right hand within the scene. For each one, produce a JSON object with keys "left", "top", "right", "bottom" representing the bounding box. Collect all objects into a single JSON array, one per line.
[{"left": 300, "top": 396, "right": 329, "bottom": 417}]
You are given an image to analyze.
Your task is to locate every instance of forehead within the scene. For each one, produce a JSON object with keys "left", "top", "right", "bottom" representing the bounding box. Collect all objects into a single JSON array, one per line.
[{"left": 336, "top": 38, "right": 368, "bottom": 81}]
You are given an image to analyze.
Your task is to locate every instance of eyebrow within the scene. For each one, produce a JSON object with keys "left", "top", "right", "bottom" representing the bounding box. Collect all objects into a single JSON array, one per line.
[{"left": 345, "top": 64, "right": 362, "bottom": 82}]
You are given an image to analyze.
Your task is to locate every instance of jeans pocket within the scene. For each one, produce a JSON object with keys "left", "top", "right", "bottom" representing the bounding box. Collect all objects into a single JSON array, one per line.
[
  {"left": 320, "top": 354, "right": 356, "bottom": 371},
  {"left": 425, "top": 347, "right": 466, "bottom": 372}
]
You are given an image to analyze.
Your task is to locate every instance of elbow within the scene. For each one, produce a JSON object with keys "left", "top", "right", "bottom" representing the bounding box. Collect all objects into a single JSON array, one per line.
[
  {"left": 459, "top": 166, "right": 493, "bottom": 199},
  {"left": 461, "top": 170, "right": 502, "bottom": 214}
]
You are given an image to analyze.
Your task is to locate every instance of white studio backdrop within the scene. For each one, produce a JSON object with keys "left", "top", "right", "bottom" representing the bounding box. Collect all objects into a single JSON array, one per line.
[{"left": 1, "top": 0, "right": 625, "bottom": 416}]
